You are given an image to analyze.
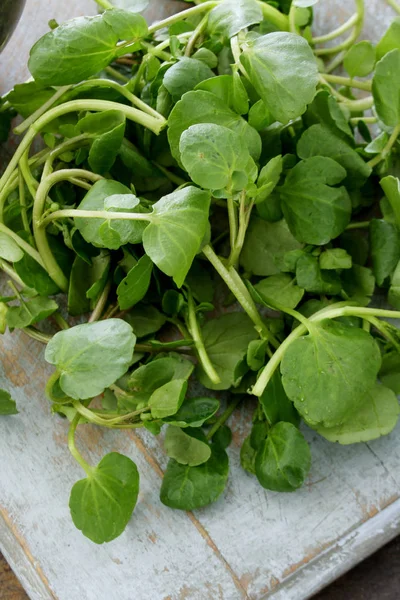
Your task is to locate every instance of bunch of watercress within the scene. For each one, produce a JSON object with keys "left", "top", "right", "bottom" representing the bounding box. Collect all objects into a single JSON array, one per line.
[{"left": 1, "top": 0, "right": 400, "bottom": 544}]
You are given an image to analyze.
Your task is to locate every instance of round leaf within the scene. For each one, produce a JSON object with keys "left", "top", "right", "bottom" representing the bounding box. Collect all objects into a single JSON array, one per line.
[{"left": 164, "top": 426, "right": 211, "bottom": 466}]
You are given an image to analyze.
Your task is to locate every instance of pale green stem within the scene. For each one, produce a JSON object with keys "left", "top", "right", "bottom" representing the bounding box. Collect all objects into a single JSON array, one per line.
[
  {"left": 367, "top": 124, "right": 400, "bottom": 168},
  {"left": 387, "top": 0, "right": 400, "bottom": 14},
  {"left": 350, "top": 116, "right": 377, "bottom": 124},
  {"left": 104, "top": 65, "right": 129, "bottom": 83},
  {"left": 68, "top": 413, "right": 93, "bottom": 476},
  {"left": 147, "top": 2, "right": 219, "bottom": 35},
  {"left": 185, "top": 15, "right": 208, "bottom": 57},
  {"left": 288, "top": 4, "right": 298, "bottom": 34},
  {"left": 0, "top": 222, "right": 44, "bottom": 267},
  {"left": 33, "top": 170, "right": 104, "bottom": 292},
  {"left": 0, "top": 99, "right": 166, "bottom": 196},
  {"left": 345, "top": 220, "right": 370, "bottom": 230},
  {"left": 186, "top": 290, "right": 221, "bottom": 385},
  {"left": 314, "top": 0, "right": 365, "bottom": 56},
  {"left": 257, "top": 1, "right": 289, "bottom": 31},
  {"left": 322, "top": 73, "right": 372, "bottom": 92},
  {"left": 93, "top": 0, "right": 114, "bottom": 8},
  {"left": 40, "top": 208, "right": 153, "bottom": 228},
  {"left": 14, "top": 86, "right": 71, "bottom": 135},
  {"left": 0, "top": 258, "right": 25, "bottom": 286},
  {"left": 206, "top": 396, "right": 243, "bottom": 441},
  {"left": 227, "top": 196, "right": 238, "bottom": 260},
  {"left": 341, "top": 96, "right": 374, "bottom": 113},
  {"left": 202, "top": 244, "right": 279, "bottom": 348},
  {"left": 312, "top": 13, "right": 358, "bottom": 44},
  {"left": 23, "top": 327, "right": 52, "bottom": 344},
  {"left": 88, "top": 278, "right": 112, "bottom": 323},
  {"left": 366, "top": 316, "right": 400, "bottom": 353},
  {"left": 18, "top": 169, "right": 31, "bottom": 237}
]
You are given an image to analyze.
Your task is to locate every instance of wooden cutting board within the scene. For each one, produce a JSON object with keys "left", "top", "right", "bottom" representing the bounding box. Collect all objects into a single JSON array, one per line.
[{"left": 1, "top": 2, "right": 399, "bottom": 599}]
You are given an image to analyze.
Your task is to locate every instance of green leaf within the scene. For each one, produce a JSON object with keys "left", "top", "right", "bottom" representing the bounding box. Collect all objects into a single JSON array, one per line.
[
  {"left": 0, "top": 232, "right": 23, "bottom": 262},
  {"left": 319, "top": 248, "right": 352, "bottom": 270},
  {"left": 7, "top": 82, "right": 55, "bottom": 119},
  {"left": 376, "top": 18, "right": 400, "bottom": 61},
  {"left": 254, "top": 155, "right": 282, "bottom": 204},
  {"left": 232, "top": 69, "right": 249, "bottom": 115},
  {"left": 260, "top": 372, "right": 300, "bottom": 426},
  {"left": 168, "top": 90, "right": 261, "bottom": 165},
  {"left": 117, "top": 255, "right": 152, "bottom": 310},
  {"left": 389, "top": 260, "right": 400, "bottom": 309},
  {"left": 160, "top": 445, "right": 229, "bottom": 510},
  {"left": 372, "top": 49, "right": 400, "bottom": 128},
  {"left": 6, "top": 297, "right": 58, "bottom": 329},
  {"left": 68, "top": 253, "right": 110, "bottom": 316},
  {"left": 75, "top": 180, "right": 147, "bottom": 249},
  {"left": 197, "top": 312, "right": 258, "bottom": 390},
  {"left": 315, "top": 384, "right": 399, "bottom": 444},
  {"left": 105, "top": 0, "right": 149, "bottom": 10},
  {"left": 164, "top": 426, "right": 211, "bottom": 466},
  {"left": 254, "top": 274, "right": 304, "bottom": 309},
  {"left": 255, "top": 422, "right": 311, "bottom": 492},
  {"left": 179, "top": 123, "right": 251, "bottom": 191},
  {"left": 247, "top": 339, "right": 267, "bottom": 371},
  {"left": 142, "top": 186, "right": 211, "bottom": 287},
  {"left": 370, "top": 219, "right": 400, "bottom": 286},
  {"left": 279, "top": 156, "right": 351, "bottom": 245},
  {"left": 344, "top": 41, "right": 376, "bottom": 77},
  {"left": 45, "top": 319, "right": 136, "bottom": 400},
  {"left": 342, "top": 265, "right": 375, "bottom": 306},
  {"left": 69, "top": 452, "right": 139, "bottom": 544},
  {"left": 163, "top": 58, "right": 215, "bottom": 101},
  {"left": 192, "top": 48, "right": 218, "bottom": 69},
  {"left": 212, "top": 425, "right": 232, "bottom": 450},
  {"left": 381, "top": 176, "right": 400, "bottom": 229},
  {"left": 240, "top": 32, "right": 318, "bottom": 124},
  {"left": 0, "top": 390, "right": 18, "bottom": 415},
  {"left": 149, "top": 379, "right": 188, "bottom": 419},
  {"left": 208, "top": 0, "right": 263, "bottom": 39},
  {"left": 304, "top": 90, "right": 352, "bottom": 140},
  {"left": 297, "top": 124, "right": 371, "bottom": 189},
  {"left": 240, "top": 217, "right": 303, "bottom": 276},
  {"left": 103, "top": 9, "right": 148, "bottom": 40},
  {"left": 296, "top": 254, "right": 342, "bottom": 296},
  {"left": 124, "top": 304, "right": 166, "bottom": 338},
  {"left": 28, "top": 15, "right": 119, "bottom": 86},
  {"left": 281, "top": 320, "right": 382, "bottom": 427},
  {"left": 14, "top": 253, "right": 60, "bottom": 296},
  {"left": 77, "top": 111, "right": 126, "bottom": 175},
  {"left": 163, "top": 396, "right": 220, "bottom": 428},
  {"left": 380, "top": 351, "right": 400, "bottom": 394},
  {"left": 240, "top": 436, "right": 256, "bottom": 474},
  {"left": 129, "top": 355, "right": 193, "bottom": 393}
]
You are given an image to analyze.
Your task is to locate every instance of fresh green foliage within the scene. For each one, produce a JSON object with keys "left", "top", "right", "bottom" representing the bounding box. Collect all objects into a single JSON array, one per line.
[
  {"left": 142, "top": 186, "right": 211, "bottom": 287},
  {"left": 208, "top": 0, "right": 263, "bottom": 39},
  {"left": 255, "top": 422, "right": 311, "bottom": 492},
  {"left": 3, "top": 0, "right": 400, "bottom": 545},
  {"left": 240, "top": 32, "right": 318, "bottom": 124},
  {"left": 344, "top": 41, "right": 376, "bottom": 77},
  {"left": 279, "top": 157, "right": 351, "bottom": 244},
  {"left": 315, "top": 384, "right": 400, "bottom": 444},
  {"left": 45, "top": 320, "right": 136, "bottom": 399},
  {"left": 0, "top": 389, "right": 18, "bottom": 415},
  {"left": 281, "top": 320, "right": 381, "bottom": 427},
  {"left": 160, "top": 445, "right": 229, "bottom": 510},
  {"left": 164, "top": 426, "right": 211, "bottom": 466},
  {"left": 117, "top": 255, "right": 152, "bottom": 310},
  {"left": 69, "top": 452, "right": 139, "bottom": 544}
]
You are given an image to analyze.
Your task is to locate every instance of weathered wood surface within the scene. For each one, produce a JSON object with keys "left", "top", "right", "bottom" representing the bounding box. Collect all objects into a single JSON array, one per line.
[{"left": 0, "top": 1, "right": 399, "bottom": 599}]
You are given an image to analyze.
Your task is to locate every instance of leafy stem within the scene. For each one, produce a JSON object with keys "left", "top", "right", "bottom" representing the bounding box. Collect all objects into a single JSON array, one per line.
[
  {"left": 186, "top": 290, "right": 221, "bottom": 386},
  {"left": 228, "top": 192, "right": 253, "bottom": 268},
  {"left": 206, "top": 396, "right": 243, "bottom": 441},
  {"left": 68, "top": 412, "right": 93, "bottom": 476},
  {"left": 202, "top": 244, "right": 279, "bottom": 348},
  {"left": 367, "top": 124, "right": 400, "bottom": 168},
  {"left": 39, "top": 208, "right": 153, "bottom": 228},
  {"left": 147, "top": 2, "right": 219, "bottom": 35},
  {"left": 322, "top": 74, "right": 372, "bottom": 92}
]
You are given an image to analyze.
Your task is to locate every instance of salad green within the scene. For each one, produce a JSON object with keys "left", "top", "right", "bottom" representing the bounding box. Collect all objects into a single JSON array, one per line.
[{"left": 1, "top": 0, "right": 400, "bottom": 543}]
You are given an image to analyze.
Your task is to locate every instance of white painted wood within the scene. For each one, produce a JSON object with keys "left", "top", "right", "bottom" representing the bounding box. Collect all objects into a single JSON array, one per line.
[{"left": 1, "top": 1, "right": 400, "bottom": 599}]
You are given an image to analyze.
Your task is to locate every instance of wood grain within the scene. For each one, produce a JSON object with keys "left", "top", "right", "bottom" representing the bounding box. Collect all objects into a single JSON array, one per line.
[{"left": 1, "top": 1, "right": 400, "bottom": 600}]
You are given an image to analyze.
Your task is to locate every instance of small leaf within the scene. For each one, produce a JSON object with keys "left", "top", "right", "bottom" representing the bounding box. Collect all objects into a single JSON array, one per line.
[
  {"left": 163, "top": 396, "right": 220, "bottom": 427},
  {"left": 370, "top": 219, "right": 400, "bottom": 287},
  {"left": 45, "top": 319, "right": 136, "bottom": 400},
  {"left": 117, "top": 255, "right": 152, "bottom": 310},
  {"left": 160, "top": 445, "right": 229, "bottom": 510},
  {"left": 69, "top": 452, "right": 139, "bottom": 544},
  {"left": 208, "top": 0, "right": 263, "bottom": 39},
  {"left": 0, "top": 389, "right": 18, "bottom": 415},
  {"left": 164, "top": 426, "right": 211, "bottom": 466},
  {"left": 372, "top": 49, "right": 400, "bottom": 128},
  {"left": 319, "top": 248, "right": 352, "bottom": 270},
  {"left": 254, "top": 273, "right": 305, "bottom": 309},
  {"left": 315, "top": 384, "right": 400, "bottom": 444},
  {"left": 164, "top": 58, "right": 215, "bottom": 101},
  {"left": 6, "top": 297, "right": 58, "bottom": 329},
  {"left": 124, "top": 304, "right": 166, "bottom": 338},
  {"left": 149, "top": 379, "right": 188, "bottom": 419},
  {"left": 376, "top": 18, "right": 400, "bottom": 61},
  {"left": 255, "top": 422, "right": 311, "bottom": 492},
  {"left": 240, "top": 32, "right": 318, "bottom": 124},
  {"left": 260, "top": 372, "right": 300, "bottom": 426},
  {"left": 143, "top": 186, "right": 211, "bottom": 287},
  {"left": 281, "top": 320, "right": 382, "bottom": 427},
  {"left": 103, "top": 9, "right": 148, "bottom": 40},
  {"left": 77, "top": 110, "right": 126, "bottom": 175},
  {"left": 129, "top": 355, "right": 193, "bottom": 393},
  {"left": 0, "top": 233, "right": 23, "bottom": 262},
  {"left": 247, "top": 339, "right": 267, "bottom": 372},
  {"left": 344, "top": 41, "right": 376, "bottom": 77},
  {"left": 179, "top": 123, "right": 250, "bottom": 191}
]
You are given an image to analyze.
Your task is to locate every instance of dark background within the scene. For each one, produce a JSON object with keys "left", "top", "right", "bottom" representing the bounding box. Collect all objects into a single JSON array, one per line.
[{"left": 1, "top": 537, "right": 400, "bottom": 599}]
